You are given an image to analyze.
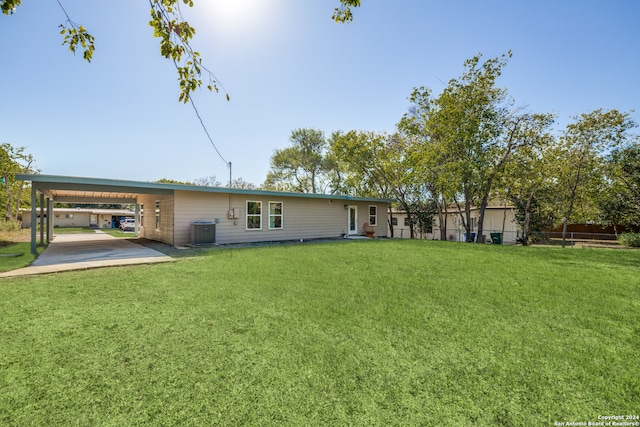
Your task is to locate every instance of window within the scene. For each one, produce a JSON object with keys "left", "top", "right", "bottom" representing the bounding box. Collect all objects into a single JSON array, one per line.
[
  {"left": 140, "top": 204, "right": 144, "bottom": 227},
  {"left": 404, "top": 217, "right": 410, "bottom": 226},
  {"left": 65, "top": 213, "right": 74, "bottom": 219},
  {"left": 369, "top": 205, "right": 377, "bottom": 226},
  {"left": 391, "top": 217, "right": 398, "bottom": 226},
  {"left": 155, "top": 200, "right": 160, "bottom": 231},
  {"left": 269, "top": 202, "right": 283, "bottom": 229},
  {"left": 246, "top": 201, "right": 262, "bottom": 230}
]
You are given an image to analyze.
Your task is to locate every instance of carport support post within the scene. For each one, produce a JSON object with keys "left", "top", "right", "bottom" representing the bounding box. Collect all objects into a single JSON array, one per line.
[
  {"left": 47, "top": 198, "right": 53, "bottom": 243},
  {"left": 39, "top": 193, "right": 44, "bottom": 245},
  {"left": 30, "top": 186, "right": 37, "bottom": 254},
  {"left": 135, "top": 203, "right": 140, "bottom": 237}
]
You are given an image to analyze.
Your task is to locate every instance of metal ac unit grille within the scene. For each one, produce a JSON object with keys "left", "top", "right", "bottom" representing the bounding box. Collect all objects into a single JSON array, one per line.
[{"left": 190, "top": 222, "right": 215, "bottom": 245}]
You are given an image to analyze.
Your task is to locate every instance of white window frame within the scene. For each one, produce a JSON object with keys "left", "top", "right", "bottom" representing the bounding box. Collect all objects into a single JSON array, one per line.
[
  {"left": 246, "top": 201, "right": 262, "bottom": 230},
  {"left": 369, "top": 205, "right": 377, "bottom": 226},
  {"left": 268, "top": 201, "right": 283, "bottom": 230}
]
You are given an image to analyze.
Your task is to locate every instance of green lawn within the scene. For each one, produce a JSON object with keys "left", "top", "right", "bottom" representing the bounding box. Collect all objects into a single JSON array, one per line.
[
  {"left": 101, "top": 228, "right": 135, "bottom": 238},
  {"left": 0, "top": 242, "right": 45, "bottom": 272},
  {"left": 0, "top": 240, "right": 638, "bottom": 426},
  {"left": 52, "top": 227, "right": 96, "bottom": 234}
]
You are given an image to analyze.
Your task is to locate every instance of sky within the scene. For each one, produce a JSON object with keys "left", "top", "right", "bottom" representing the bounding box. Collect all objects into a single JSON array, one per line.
[{"left": 1, "top": 0, "right": 639, "bottom": 187}]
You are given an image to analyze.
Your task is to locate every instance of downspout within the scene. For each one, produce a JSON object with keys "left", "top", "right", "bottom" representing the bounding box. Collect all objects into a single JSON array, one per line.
[
  {"left": 39, "top": 193, "right": 44, "bottom": 245},
  {"left": 30, "top": 185, "right": 36, "bottom": 254},
  {"left": 47, "top": 198, "right": 53, "bottom": 244}
]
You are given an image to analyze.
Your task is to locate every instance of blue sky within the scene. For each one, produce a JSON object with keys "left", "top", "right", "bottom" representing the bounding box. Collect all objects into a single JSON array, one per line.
[{"left": 1, "top": 0, "right": 638, "bottom": 186}]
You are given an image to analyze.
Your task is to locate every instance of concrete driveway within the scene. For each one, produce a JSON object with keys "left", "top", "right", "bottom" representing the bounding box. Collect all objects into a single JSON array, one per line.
[{"left": 0, "top": 231, "right": 173, "bottom": 278}]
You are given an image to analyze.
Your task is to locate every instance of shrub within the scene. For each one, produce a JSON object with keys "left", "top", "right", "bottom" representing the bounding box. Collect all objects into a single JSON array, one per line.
[
  {"left": 0, "top": 220, "right": 21, "bottom": 233},
  {"left": 618, "top": 233, "right": 640, "bottom": 247}
]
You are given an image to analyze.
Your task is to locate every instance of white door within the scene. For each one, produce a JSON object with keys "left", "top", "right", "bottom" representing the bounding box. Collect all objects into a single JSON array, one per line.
[{"left": 348, "top": 205, "right": 358, "bottom": 235}]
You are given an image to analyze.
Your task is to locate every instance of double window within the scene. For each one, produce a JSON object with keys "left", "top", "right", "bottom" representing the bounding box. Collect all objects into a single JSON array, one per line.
[{"left": 246, "top": 201, "right": 284, "bottom": 230}]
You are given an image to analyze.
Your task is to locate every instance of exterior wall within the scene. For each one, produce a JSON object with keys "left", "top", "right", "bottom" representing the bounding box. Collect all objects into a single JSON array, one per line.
[
  {"left": 173, "top": 190, "right": 388, "bottom": 246},
  {"left": 390, "top": 207, "right": 519, "bottom": 243},
  {"left": 54, "top": 211, "right": 91, "bottom": 228},
  {"left": 138, "top": 194, "right": 175, "bottom": 245},
  {"left": 21, "top": 209, "right": 134, "bottom": 229},
  {"left": 21, "top": 211, "right": 91, "bottom": 228}
]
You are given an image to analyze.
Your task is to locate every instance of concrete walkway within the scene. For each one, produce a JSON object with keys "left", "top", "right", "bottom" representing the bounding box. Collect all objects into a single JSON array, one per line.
[{"left": 0, "top": 231, "right": 173, "bottom": 278}]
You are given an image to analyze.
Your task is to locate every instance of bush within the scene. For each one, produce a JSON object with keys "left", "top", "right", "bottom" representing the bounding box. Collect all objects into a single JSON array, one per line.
[
  {"left": 0, "top": 220, "right": 21, "bottom": 233},
  {"left": 618, "top": 233, "right": 640, "bottom": 247}
]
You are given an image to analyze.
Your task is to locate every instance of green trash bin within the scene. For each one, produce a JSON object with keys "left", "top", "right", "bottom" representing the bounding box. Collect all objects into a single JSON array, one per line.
[{"left": 490, "top": 233, "right": 503, "bottom": 244}]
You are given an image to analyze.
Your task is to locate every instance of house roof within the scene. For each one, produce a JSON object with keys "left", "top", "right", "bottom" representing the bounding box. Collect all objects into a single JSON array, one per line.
[{"left": 17, "top": 174, "right": 393, "bottom": 204}]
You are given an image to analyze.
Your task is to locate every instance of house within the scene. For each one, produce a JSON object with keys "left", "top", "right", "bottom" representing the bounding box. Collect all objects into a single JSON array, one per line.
[
  {"left": 17, "top": 174, "right": 391, "bottom": 253},
  {"left": 389, "top": 203, "right": 519, "bottom": 243},
  {"left": 20, "top": 208, "right": 134, "bottom": 229}
]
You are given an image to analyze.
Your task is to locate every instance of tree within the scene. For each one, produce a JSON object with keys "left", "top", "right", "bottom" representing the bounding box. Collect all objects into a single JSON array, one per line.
[
  {"left": 2, "top": 0, "right": 361, "bottom": 103},
  {"left": 331, "top": 131, "right": 426, "bottom": 238},
  {"left": 1, "top": 143, "right": 37, "bottom": 222},
  {"left": 555, "top": 109, "right": 637, "bottom": 247},
  {"left": 193, "top": 175, "right": 222, "bottom": 187},
  {"left": 156, "top": 178, "right": 194, "bottom": 185},
  {"left": 398, "top": 87, "right": 452, "bottom": 241},
  {"left": 265, "top": 128, "right": 335, "bottom": 194},
  {"left": 598, "top": 143, "right": 640, "bottom": 231},
  {"left": 500, "top": 114, "right": 557, "bottom": 245},
  {"left": 425, "top": 52, "right": 515, "bottom": 243}
]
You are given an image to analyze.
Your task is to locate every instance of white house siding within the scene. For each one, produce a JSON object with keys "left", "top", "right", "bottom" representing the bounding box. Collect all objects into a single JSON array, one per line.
[
  {"left": 173, "top": 190, "right": 388, "bottom": 246},
  {"left": 390, "top": 207, "right": 519, "bottom": 243},
  {"left": 138, "top": 194, "right": 175, "bottom": 245}
]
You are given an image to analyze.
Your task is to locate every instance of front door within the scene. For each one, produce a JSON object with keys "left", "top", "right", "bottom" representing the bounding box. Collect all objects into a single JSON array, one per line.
[
  {"left": 90, "top": 214, "right": 98, "bottom": 228},
  {"left": 348, "top": 205, "right": 357, "bottom": 235}
]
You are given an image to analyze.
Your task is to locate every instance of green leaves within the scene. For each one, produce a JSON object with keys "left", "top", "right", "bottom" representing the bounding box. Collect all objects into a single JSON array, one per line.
[
  {"left": 332, "top": 0, "right": 361, "bottom": 23},
  {"left": 0, "top": 0, "right": 20, "bottom": 15},
  {"left": 148, "top": 0, "right": 227, "bottom": 104},
  {"left": 59, "top": 24, "right": 95, "bottom": 63}
]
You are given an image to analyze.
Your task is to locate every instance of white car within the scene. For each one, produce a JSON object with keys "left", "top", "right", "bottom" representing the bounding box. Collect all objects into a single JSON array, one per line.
[{"left": 119, "top": 218, "right": 136, "bottom": 231}]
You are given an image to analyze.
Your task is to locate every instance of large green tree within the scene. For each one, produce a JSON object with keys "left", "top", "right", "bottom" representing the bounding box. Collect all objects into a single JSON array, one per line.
[
  {"left": 264, "top": 128, "right": 336, "bottom": 194},
  {"left": 398, "top": 87, "right": 452, "bottom": 240},
  {"left": 555, "top": 109, "right": 637, "bottom": 247},
  {"left": 598, "top": 142, "right": 640, "bottom": 231},
  {"left": 331, "top": 130, "right": 427, "bottom": 238},
  {"left": 2, "top": 0, "right": 361, "bottom": 103},
  {"left": 500, "top": 114, "right": 557, "bottom": 245},
  {"left": 1, "top": 143, "right": 37, "bottom": 222},
  {"left": 425, "top": 52, "right": 516, "bottom": 243}
]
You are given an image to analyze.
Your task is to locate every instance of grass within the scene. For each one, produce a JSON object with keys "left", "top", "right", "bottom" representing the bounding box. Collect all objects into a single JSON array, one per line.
[
  {"left": 0, "top": 240, "right": 638, "bottom": 426},
  {"left": 0, "top": 229, "right": 45, "bottom": 272},
  {"left": 101, "top": 228, "right": 135, "bottom": 238},
  {"left": 52, "top": 227, "right": 96, "bottom": 234}
]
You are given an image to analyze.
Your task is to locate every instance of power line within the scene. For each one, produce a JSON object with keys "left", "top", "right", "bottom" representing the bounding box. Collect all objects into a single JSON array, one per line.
[{"left": 188, "top": 97, "right": 228, "bottom": 166}]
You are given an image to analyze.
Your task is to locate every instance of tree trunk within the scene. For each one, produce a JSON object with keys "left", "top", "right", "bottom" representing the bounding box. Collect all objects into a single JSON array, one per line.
[
  {"left": 477, "top": 195, "right": 490, "bottom": 244},
  {"left": 436, "top": 199, "right": 447, "bottom": 241}
]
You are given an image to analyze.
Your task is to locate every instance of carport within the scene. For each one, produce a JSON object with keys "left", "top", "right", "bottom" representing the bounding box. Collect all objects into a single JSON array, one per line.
[{"left": 17, "top": 174, "right": 175, "bottom": 254}]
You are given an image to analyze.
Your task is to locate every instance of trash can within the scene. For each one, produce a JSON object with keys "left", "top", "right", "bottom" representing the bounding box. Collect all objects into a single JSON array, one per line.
[
  {"left": 490, "top": 232, "right": 503, "bottom": 244},
  {"left": 470, "top": 232, "right": 476, "bottom": 242}
]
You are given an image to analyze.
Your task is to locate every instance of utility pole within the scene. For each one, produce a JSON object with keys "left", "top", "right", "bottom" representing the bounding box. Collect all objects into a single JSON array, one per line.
[{"left": 228, "top": 162, "right": 232, "bottom": 188}]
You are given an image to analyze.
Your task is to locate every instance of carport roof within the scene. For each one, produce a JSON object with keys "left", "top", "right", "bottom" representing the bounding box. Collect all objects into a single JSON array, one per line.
[{"left": 17, "top": 174, "right": 393, "bottom": 203}]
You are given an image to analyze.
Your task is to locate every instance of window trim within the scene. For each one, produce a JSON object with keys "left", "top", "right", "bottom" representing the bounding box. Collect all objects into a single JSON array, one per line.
[
  {"left": 246, "top": 200, "right": 262, "bottom": 230},
  {"left": 155, "top": 200, "right": 161, "bottom": 231},
  {"left": 268, "top": 201, "right": 283, "bottom": 230},
  {"left": 368, "top": 205, "right": 377, "bottom": 226}
]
